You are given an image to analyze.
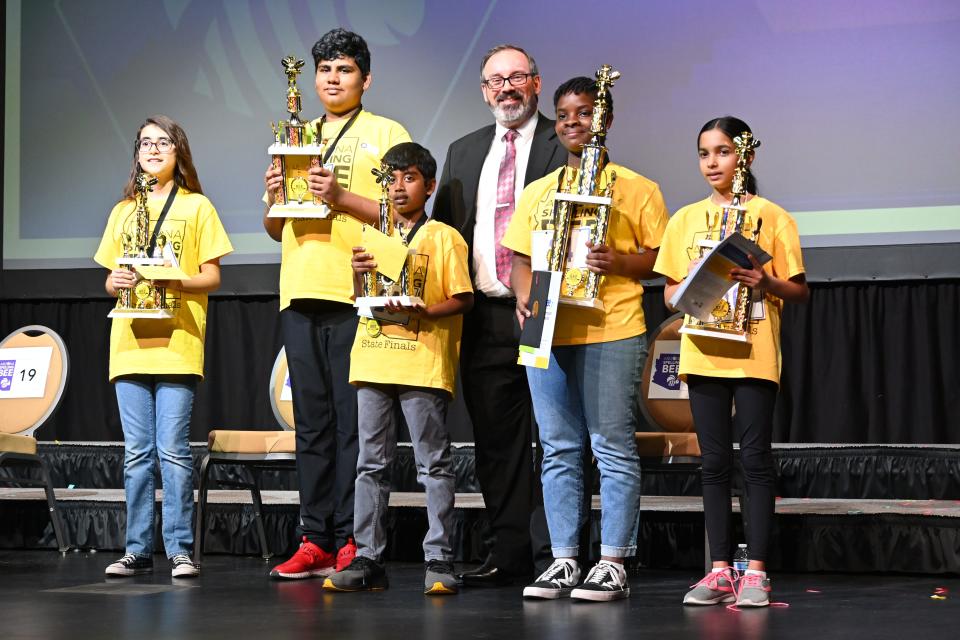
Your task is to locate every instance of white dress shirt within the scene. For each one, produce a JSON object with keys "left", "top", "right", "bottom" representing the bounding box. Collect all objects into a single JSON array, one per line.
[{"left": 472, "top": 113, "right": 539, "bottom": 297}]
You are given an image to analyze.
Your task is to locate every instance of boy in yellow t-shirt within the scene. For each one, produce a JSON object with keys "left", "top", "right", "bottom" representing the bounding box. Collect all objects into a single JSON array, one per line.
[
  {"left": 655, "top": 116, "right": 807, "bottom": 608},
  {"left": 322, "top": 143, "right": 473, "bottom": 596},
  {"left": 502, "top": 77, "right": 668, "bottom": 602},
  {"left": 262, "top": 29, "right": 412, "bottom": 580}
]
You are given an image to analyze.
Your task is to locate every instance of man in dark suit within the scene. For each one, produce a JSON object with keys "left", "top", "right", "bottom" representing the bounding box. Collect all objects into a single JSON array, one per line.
[{"left": 433, "top": 44, "right": 566, "bottom": 586}]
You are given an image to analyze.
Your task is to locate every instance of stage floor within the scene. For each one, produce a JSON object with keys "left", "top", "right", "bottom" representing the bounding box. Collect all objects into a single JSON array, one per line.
[{"left": 1, "top": 551, "right": 957, "bottom": 640}]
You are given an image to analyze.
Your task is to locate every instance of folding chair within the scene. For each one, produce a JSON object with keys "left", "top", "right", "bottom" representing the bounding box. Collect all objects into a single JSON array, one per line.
[
  {"left": 0, "top": 325, "right": 70, "bottom": 552},
  {"left": 193, "top": 348, "right": 295, "bottom": 562}
]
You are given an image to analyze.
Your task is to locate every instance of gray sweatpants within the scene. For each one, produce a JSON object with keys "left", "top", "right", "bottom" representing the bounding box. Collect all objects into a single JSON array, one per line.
[{"left": 354, "top": 383, "right": 455, "bottom": 562}]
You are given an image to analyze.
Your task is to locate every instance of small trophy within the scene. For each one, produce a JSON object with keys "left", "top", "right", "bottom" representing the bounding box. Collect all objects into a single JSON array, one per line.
[
  {"left": 353, "top": 163, "right": 424, "bottom": 316},
  {"left": 267, "top": 55, "right": 329, "bottom": 218},
  {"left": 546, "top": 64, "right": 620, "bottom": 311},
  {"left": 679, "top": 132, "right": 763, "bottom": 342},
  {"left": 108, "top": 171, "right": 185, "bottom": 319}
]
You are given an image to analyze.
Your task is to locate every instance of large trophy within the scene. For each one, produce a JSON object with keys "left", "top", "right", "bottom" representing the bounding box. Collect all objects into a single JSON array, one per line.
[
  {"left": 353, "top": 164, "right": 423, "bottom": 311},
  {"left": 267, "top": 55, "right": 329, "bottom": 218},
  {"left": 679, "top": 132, "right": 763, "bottom": 342},
  {"left": 546, "top": 64, "right": 620, "bottom": 311},
  {"left": 108, "top": 171, "right": 179, "bottom": 319}
]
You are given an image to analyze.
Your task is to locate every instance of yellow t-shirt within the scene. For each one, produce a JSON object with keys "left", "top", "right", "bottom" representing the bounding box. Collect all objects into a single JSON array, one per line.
[
  {"left": 502, "top": 163, "right": 668, "bottom": 346},
  {"left": 349, "top": 220, "right": 473, "bottom": 394},
  {"left": 94, "top": 190, "right": 234, "bottom": 381},
  {"left": 653, "top": 196, "right": 805, "bottom": 384},
  {"left": 278, "top": 110, "right": 411, "bottom": 309}
]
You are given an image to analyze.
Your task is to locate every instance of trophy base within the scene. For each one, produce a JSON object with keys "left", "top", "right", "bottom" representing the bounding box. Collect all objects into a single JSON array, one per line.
[
  {"left": 355, "top": 295, "right": 424, "bottom": 309},
  {"left": 108, "top": 308, "right": 175, "bottom": 320},
  {"left": 559, "top": 295, "right": 604, "bottom": 311},
  {"left": 268, "top": 203, "right": 331, "bottom": 218},
  {"left": 679, "top": 324, "right": 750, "bottom": 343},
  {"left": 117, "top": 257, "right": 164, "bottom": 266}
]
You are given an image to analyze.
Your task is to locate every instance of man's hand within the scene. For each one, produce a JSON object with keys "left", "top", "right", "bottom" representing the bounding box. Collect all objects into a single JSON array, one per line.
[{"left": 309, "top": 165, "right": 344, "bottom": 206}]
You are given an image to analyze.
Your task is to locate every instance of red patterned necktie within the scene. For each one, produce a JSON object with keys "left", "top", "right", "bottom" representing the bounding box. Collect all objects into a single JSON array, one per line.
[{"left": 494, "top": 129, "right": 519, "bottom": 288}]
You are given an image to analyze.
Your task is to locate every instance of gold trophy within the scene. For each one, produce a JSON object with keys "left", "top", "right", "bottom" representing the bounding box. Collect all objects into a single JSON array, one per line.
[
  {"left": 108, "top": 171, "right": 181, "bottom": 319},
  {"left": 546, "top": 64, "right": 619, "bottom": 311},
  {"left": 267, "top": 55, "right": 329, "bottom": 218},
  {"left": 679, "top": 132, "right": 763, "bottom": 342},
  {"left": 354, "top": 164, "right": 423, "bottom": 312}
]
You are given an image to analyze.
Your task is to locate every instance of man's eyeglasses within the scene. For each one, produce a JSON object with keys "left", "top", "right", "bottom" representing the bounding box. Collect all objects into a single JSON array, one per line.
[
  {"left": 137, "top": 138, "right": 175, "bottom": 154},
  {"left": 482, "top": 72, "right": 533, "bottom": 90}
]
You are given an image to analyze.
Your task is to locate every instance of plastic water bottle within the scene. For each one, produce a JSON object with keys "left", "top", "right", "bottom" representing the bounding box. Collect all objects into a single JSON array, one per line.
[{"left": 733, "top": 544, "right": 749, "bottom": 572}]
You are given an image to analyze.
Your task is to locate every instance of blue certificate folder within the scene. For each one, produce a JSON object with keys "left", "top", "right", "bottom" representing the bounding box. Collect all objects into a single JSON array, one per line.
[{"left": 668, "top": 233, "right": 771, "bottom": 322}]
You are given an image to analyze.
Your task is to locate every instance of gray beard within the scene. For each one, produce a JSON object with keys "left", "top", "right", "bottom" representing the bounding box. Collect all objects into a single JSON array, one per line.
[{"left": 489, "top": 99, "right": 536, "bottom": 127}]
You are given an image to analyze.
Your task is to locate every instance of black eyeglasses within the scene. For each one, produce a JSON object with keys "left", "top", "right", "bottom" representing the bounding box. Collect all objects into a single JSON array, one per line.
[
  {"left": 137, "top": 138, "right": 175, "bottom": 154},
  {"left": 482, "top": 72, "right": 533, "bottom": 90}
]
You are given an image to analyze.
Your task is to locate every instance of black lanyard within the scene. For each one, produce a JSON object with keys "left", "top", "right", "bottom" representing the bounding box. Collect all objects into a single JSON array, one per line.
[
  {"left": 317, "top": 107, "right": 363, "bottom": 165},
  {"left": 148, "top": 184, "right": 179, "bottom": 257},
  {"left": 399, "top": 215, "right": 428, "bottom": 246}
]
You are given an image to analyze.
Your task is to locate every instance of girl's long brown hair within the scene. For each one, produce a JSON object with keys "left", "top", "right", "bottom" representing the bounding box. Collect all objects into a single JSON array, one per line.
[{"left": 121, "top": 115, "right": 204, "bottom": 200}]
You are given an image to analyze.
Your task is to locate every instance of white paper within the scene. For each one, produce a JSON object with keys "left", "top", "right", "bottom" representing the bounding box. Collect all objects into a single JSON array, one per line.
[
  {"left": 668, "top": 233, "right": 772, "bottom": 322},
  {"left": 0, "top": 346, "right": 54, "bottom": 399}
]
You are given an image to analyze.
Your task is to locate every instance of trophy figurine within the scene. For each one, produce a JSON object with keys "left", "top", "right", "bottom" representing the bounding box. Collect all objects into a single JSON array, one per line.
[
  {"left": 679, "top": 132, "right": 763, "bottom": 342},
  {"left": 546, "top": 64, "right": 620, "bottom": 310},
  {"left": 353, "top": 163, "right": 424, "bottom": 313},
  {"left": 267, "top": 55, "right": 329, "bottom": 218},
  {"left": 108, "top": 171, "right": 178, "bottom": 319}
]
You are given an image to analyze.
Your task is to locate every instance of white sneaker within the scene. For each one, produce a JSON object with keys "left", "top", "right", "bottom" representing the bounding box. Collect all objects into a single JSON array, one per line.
[
  {"left": 170, "top": 553, "right": 200, "bottom": 578},
  {"left": 522, "top": 558, "right": 581, "bottom": 599},
  {"left": 570, "top": 560, "right": 629, "bottom": 602}
]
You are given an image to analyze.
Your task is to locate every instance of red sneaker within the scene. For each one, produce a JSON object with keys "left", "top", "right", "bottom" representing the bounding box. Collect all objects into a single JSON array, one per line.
[
  {"left": 336, "top": 538, "right": 357, "bottom": 572},
  {"left": 270, "top": 537, "right": 336, "bottom": 579}
]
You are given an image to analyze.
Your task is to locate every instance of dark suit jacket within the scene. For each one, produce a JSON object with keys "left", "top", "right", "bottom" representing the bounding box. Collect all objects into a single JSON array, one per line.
[{"left": 432, "top": 113, "right": 566, "bottom": 278}]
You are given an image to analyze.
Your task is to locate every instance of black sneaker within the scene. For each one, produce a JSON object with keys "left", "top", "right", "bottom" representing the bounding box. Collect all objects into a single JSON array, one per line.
[
  {"left": 322, "top": 556, "right": 389, "bottom": 591},
  {"left": 570, "top": 560, "right": 629, "bottom": 602},
  {"left": 522, "top": 558, "right": 581, "bottom": 599},
  {"left": 105, "top": 553, "right": 153, "bottom": 577},
  {"left": 170, "top": 553, "right": 200, "bottom": 578},
  {"left": 424, "top": 560, "right": 458, "bottom": 595}
]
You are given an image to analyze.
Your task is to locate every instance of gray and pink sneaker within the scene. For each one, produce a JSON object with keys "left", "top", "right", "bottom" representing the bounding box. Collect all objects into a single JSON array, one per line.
[
  {"left": 735, "top": 572, "right": 772, "bottom": 607},
  {"left": 682, "top": 569, "right": 737, "bottom": 605}
]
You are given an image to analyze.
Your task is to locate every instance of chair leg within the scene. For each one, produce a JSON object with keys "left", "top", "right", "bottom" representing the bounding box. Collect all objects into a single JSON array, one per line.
[
  {"left": 193, "top": 455, "right": 212, "bottom": 565},
  {"left": 249, "top": 469, "right": 272, "bottom": 560},
  {"left": 39, "top": 460, "right": 69, "bottom": 553}
]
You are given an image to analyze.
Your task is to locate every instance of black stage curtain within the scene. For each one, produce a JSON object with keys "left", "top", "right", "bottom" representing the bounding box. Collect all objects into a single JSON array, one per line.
[{"left": 1, "top": 280, "right": 957, "bottom": 443}]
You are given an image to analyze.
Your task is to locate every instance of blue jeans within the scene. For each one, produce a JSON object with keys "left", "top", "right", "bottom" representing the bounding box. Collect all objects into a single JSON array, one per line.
[
  {"left": 115, "top": 375, "right": 196, "bottom": 558},
  {"left": 526, "top": 335, "right": 646, "bottom": 559}
]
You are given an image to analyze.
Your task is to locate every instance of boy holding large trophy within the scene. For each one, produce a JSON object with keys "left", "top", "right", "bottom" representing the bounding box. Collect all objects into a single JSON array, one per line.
[
  {"left": 504, "top": 73, "right": 669, "bottom": 602},
  {"left": 262, "top": 28, "right": 411, "bottom": 581}
]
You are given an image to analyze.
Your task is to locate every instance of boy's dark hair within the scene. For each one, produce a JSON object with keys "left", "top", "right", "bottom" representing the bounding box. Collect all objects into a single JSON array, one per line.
[
  {"left": 553, "top": 76, "right": 614, "bottom": 116},
  {"left": 382, "top": 142, "right": 437, "bottom": 183},
  {"left": 311, "top": 28, "right": 370, "bottom": 76},
  {"left": 699, "top": 116, "right": 758, "bottom": 195}
]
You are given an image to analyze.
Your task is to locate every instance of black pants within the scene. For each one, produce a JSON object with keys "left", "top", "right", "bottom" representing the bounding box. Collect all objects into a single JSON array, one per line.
[
  {"left": 281, "top": 299, "right": 359, "bottom": 552},
  {"left": 687, "top": 375, "right": 778, "bottom": 563},
  {"left": 461, "top": 295, "right": 546, "bottom": 573}
]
